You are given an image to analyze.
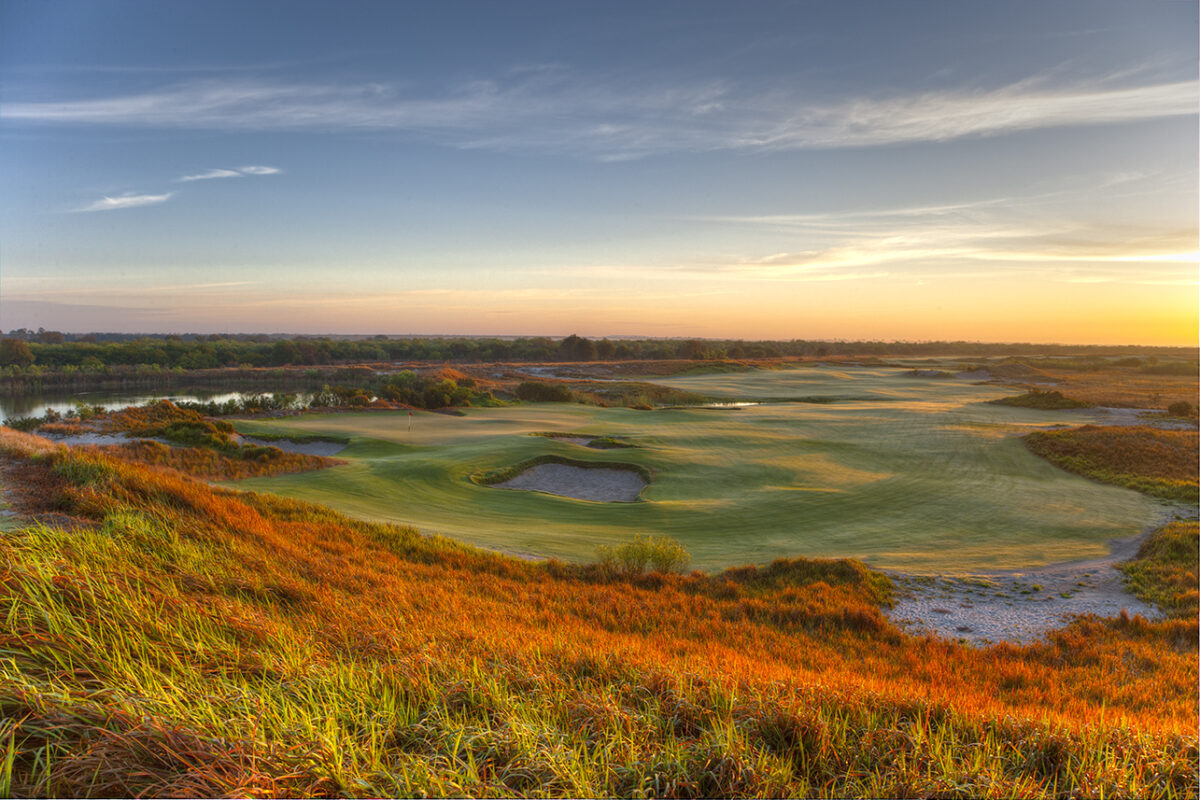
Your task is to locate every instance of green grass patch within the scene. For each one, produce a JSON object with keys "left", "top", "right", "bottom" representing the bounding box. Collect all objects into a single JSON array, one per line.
[
  {"left": 226, "top": 369, "right": 1170, "bottom": 572},
  {"left": 1119, "top": 521, "right": 1199, "bottom": 618},
  {"left": 530, "top": 431, "right": 636, "bottom": 449}
]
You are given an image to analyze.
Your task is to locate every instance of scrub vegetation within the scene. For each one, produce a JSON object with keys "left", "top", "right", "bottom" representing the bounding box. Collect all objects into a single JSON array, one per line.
[
  {"left": 1119, "top": 521, "right": 1199, "bottom": 618},
  {"left": 6, "top": 401, "right": 344, "bottom": 480},
  {"left": 96, "top": 439, "right": 343, "bottom": 480},
  {"left": 595, "top": 534, "right": 692, "bottom": 576},
  {"left": 989, "top": 390, "right": 1093, "bottom": 410},
  {"left": 0, "top": 428, "right": 1195, "bottom": 797},
  {"left": 1023, "top": 426, "right": 1199, "bottom": 503}
]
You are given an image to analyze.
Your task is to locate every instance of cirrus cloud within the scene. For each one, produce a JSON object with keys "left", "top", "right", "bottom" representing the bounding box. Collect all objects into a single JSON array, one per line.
[
  {"left": 77, "top": 192, "right": 173, "bottom": 212},
  {"left": 179, "top": 165, "right": 281, "bottom": 181},
  {"left": 4, "top": 71, "right": 1194, "bottom": 161}
]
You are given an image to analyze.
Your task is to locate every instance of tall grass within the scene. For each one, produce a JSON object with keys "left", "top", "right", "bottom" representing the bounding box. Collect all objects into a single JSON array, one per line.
[
  {"left": 595, "top": 535, "right": 691, "bottom": 575},
  {"left": 1119, "top": 521, "right": 1199, "bottom": 618},
  {"left": 1024, "top": 425, "right": 1198, "bottom": 503},
  {"left": 0, "top": 428, "right": 1195, "bottom": 797}
]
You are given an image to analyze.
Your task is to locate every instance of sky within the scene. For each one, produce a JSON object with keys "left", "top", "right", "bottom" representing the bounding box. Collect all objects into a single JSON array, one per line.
[{"left": 0, "top": 0, "right": 1196, "bottom": 345}]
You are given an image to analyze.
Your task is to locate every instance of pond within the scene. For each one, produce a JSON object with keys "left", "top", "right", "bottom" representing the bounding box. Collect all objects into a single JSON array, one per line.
[{"left": 0, "top": 389, "right": 316, "bottom": 422}]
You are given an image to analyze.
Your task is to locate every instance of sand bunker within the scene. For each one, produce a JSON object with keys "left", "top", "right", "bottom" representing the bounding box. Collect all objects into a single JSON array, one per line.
[{"left": 494, "top": 463, "right": 647, "bottom": 502}]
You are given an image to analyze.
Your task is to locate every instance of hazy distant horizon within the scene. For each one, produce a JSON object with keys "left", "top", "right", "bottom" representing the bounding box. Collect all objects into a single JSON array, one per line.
[
  {"left": 2, "top": 1, "right": 1196, "bottom": 346},
  {"left": 4, "top": 325, "right": 1195, "bottom": 352}
]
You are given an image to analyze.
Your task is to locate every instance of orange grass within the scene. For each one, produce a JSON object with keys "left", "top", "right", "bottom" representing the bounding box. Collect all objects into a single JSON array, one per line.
[
  {"left": 1024, "top": 425, "right": 1198, "bottom": 502},
  {"left": 1034, "top": 366, "right": 1197, "bottom": 410},
  {"left": 93, "top": 439, "right": 344, "bottom": 479},
  {"left": 0, "top": 427, "right": 1195, "bottom": 797}
]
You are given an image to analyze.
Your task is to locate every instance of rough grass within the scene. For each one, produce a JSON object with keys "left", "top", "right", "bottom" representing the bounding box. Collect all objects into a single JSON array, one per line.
[
  {"left": 595, "top": 534, "right": 691, "bottom": 575},
  {"left": 97, "top": 439, "right": 345, "bottom": 480},
  {"left": 0, "top": 429, "right": 1195, "bottom": 797},
  {"left": 1023, "top": 426, "right": 1199, "bottom": 503},
  {"left": 1036, "top": 366, "right": 1197, "bottom": 410},
  {"left": 989, "top": 390, "right": 1093, "bottom": 410},
  {"left": 1119, "top": 521, "right": 1199, "bottom": 618},
  {"left": 1, "top": 430, "right": 1197, "bottom": 796}
]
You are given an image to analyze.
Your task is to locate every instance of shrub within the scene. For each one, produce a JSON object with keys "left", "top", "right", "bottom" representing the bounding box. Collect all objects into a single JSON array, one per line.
[
  {"left": 515, "top": 381, "right": 577, "bottom": 403},
  {"left": 0, "top": 338, "right": 34, "bottom": 367},
  {"left": 989, "top": 390, "right": 1092, "bottom": 410},
  {"left": 1167, "top": 401, "right": 1196, "bottom": 418},
  {"left": 596, "top": 534, "right": 690, "bottom": 575}
]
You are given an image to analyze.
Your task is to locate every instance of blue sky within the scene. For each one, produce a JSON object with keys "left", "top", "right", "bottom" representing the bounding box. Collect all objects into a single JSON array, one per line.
[{"left": 1, "top": 0, "right": 1196, "bottom": 343}]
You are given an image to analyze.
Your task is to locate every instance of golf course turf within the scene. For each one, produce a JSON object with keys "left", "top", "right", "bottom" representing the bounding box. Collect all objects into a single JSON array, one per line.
[{"left": 228, "top": 366, "right": 1170, "bottom": 572}]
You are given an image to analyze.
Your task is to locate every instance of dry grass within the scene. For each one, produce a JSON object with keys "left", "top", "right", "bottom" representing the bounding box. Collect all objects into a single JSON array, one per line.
[
  {"left": 96, "top": 439, "right": 345, "bottom": 480},
  {"left": 1032, "top": 367, "right": 1197, "bottom": 410},
  {"left": 1024, "top": 425, "right": 1198, "bottom": 502},
  {"left": 0, "top": 423, "right": 1194, "bottom": 796},
  {"left": 1120, "top": 521, "right": 1199, "bottom": 619}
]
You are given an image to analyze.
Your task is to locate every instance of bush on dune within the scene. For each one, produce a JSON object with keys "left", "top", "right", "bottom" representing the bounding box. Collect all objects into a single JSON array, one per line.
[
  {"left": 595, "top": 534, "right": 691, "bottom": 575},
  {"left": 989, "top": 390, "right": 1093, "bottom": 409}
]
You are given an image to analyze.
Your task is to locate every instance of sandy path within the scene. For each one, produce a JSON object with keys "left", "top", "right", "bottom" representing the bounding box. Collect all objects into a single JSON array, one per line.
[
  {"left": 494, "top": 463, "right": 647, "bottom": 502},
  {"left": 885, "top": 524, "right": 1173, "bottom": 645}
]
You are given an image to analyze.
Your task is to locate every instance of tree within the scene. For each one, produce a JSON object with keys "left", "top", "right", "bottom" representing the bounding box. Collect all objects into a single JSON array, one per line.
[
  {"left": 0, "top": 338, "right": 34, "bottom": 367},
  {"left": 272, "top": 340, "right": 300, "bottom": 365},
  {"left": 558, "top": 334, "right": 597, "bottom": 361},
  {"left": 35, "top": 328, "right": 65, "bottom": 344}
]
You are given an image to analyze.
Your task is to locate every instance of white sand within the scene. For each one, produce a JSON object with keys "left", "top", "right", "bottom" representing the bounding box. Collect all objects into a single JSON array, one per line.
[
  {"left": 494, "top": 463, "right": 647, "bottom": 502},
  {"left": 886, "top": 529, "right": 1168, "bottom": 646}
]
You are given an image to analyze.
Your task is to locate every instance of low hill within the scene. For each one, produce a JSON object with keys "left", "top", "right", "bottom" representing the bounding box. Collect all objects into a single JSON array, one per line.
[{"left": 0, "top": 428, "right": 1195, "bottom": 797}]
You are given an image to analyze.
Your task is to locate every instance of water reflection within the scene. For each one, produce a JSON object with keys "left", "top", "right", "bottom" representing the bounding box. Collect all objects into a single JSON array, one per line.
[{"left": 0, "top": 389, "right": 313, "bottom": 422}]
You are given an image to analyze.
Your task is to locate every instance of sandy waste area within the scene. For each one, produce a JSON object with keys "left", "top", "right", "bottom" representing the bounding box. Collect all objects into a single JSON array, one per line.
[{"left": 886, "top": 525, "right": 1174, "bottom": 646}]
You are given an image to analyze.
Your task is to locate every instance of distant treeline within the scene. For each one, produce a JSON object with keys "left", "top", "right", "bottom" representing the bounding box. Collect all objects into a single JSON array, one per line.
[{"left": 1, "top": 331, "right": 1194, "bottom": 373}]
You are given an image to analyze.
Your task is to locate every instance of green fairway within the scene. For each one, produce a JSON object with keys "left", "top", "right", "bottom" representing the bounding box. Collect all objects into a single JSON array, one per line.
[{"left": 229, "top": 365, "right": 1169, "bottom": 572}]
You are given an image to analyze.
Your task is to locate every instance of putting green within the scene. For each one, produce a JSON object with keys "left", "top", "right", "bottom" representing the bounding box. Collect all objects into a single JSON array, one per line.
[{"left": 228, "top": 365, "right": 1169, "bottom": 572}]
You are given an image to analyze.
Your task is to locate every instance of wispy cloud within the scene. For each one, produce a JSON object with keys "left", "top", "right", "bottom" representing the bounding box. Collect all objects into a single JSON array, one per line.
[
  {"left": 680, "top": 187, "right": 1198, "bottom": 284},
  {"left": 77, "top": 192, "right": 173, "bottom": 212},
  {"left": 179, "top": 168, "right": 242, "bottom": 181},
  {"left": 9, "top": 280, "right": 264, "bottom": 299},
  {"left": 179, "top": 165, "right": 281, "bottom": 181},
  {"left": 4, "top": 71, "right": 1194, "bottom": 159}
]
